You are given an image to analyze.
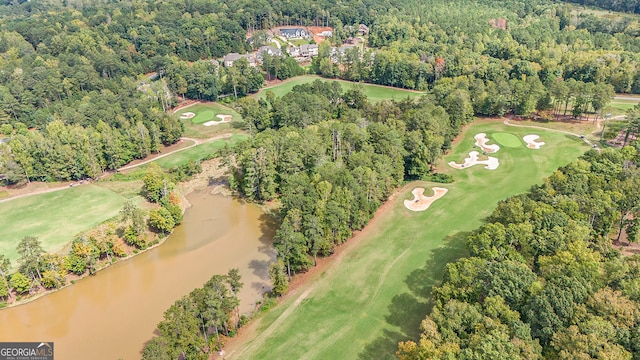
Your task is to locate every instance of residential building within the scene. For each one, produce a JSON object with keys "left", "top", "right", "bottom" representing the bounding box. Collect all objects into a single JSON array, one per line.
[
  {"left": 358, "top": 24, "right": 370, "bottom": 36},
  {"left": 256, "top": 45, "right": 283, "bottom": 61},
  {"left": 280, "top": 28, "right": 307, "bottom": 39},
  {"left": 300, "top": 44, "right": 318, "bottom": 57},
  {"left": 223, "top": 52, "right": 257, "bottom": 67},
  {"left": 286, "top": 46, "right": 300, "bottom": 57},
  {"left": 223, "top": 53, "right": 241, "bottom": 67}
]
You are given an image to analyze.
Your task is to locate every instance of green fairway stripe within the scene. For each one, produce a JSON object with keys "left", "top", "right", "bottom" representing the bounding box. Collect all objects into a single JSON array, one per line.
[
  {"left": 0, "top": 185, "right": 126, "bottom": 265},
  {"left": 231, "top": 122, "right": 589, "bottom": 360}
]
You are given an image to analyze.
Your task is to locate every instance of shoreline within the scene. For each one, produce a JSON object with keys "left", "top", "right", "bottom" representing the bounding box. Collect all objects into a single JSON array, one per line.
[
  {"left": 217, "top": 184, "right": 407, "bottom": 358},
  {"left": 2, "top": 157, "right": 231, "bottom": 310}
]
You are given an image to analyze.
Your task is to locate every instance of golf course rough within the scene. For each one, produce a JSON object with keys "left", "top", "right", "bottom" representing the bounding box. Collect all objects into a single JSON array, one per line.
[{"left": 227, "top": 121, "right": 590, "bottom": 360}]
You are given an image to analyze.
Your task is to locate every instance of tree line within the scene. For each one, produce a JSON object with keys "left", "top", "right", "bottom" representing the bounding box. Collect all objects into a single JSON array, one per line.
[
  {"left": 397, "top": 146, "right": 640, "bottom": 359},
  {"left": 224, "top": 80, "right": 468, "bottom": 293},
  {"left": 0, "top": 163, "right": 190, "bottom": 303},
  {"left": 141, "top": 269, "right": 243, "bottom": 360},
  {"left": 1, "top": 0, "right": 634, "bottom": 184}
]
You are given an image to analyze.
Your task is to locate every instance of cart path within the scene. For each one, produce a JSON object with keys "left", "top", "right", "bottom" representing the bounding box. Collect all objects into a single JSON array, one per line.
[{"left": 0, "top": 133, "right": 233, "bottom": 204}]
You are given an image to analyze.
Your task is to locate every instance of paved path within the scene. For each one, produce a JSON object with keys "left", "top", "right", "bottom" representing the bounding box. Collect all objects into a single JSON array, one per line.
[
  {"left": 614, "top": 95, "right": 640, "bottom": 102},
  {"left": 0, "top": 133, "right": 233, "bottom": 203},
  {"left": 118, "top": 133, "right": 232, "bottom": 171}
]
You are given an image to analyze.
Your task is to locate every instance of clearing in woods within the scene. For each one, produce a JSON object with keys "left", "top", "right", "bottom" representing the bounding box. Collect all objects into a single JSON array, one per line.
[
  {"left": 226, "top": 120, "right": 589, "bottom": 360},
  {"left": 175, "top": 102, "right": 243, "bottom": 138}
]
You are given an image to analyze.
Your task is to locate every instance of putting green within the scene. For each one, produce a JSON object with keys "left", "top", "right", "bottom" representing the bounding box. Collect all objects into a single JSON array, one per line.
[
  {"left": 192, "top": 110, "right": 216, "bottom": 124},
  {"left": 492, "top": 132, "right": 522, "bottom": 147}
]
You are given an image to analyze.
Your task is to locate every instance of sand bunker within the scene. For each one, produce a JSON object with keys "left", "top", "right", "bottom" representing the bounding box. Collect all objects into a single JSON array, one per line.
[
  {"left": 523, "top": 134, "right": 545, "bottom": 149},
  {"left": 448, "top": 151, "right": 499, "bottom": 170},
  {"left": 180, "top": 112, "right": 196, "bottom": 120},
  {"left": 474, "top": 133, "right": 500, "bottom": 153},
  {"left": 202, "top": 115, "right": 233, "bottom": 126},
  {"left": 404, "top": 187, "right": 449, "bottom": 212}
]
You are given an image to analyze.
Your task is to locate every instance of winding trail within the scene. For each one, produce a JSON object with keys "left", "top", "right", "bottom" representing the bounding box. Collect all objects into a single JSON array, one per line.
[{"left": 118, "top": 133, "right": 232, "bottom": 171}]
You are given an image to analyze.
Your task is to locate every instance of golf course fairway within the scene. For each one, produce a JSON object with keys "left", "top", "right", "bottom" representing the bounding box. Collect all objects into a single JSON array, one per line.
[{"left": 226, "top": 121, "right": 590, "bottom": 360}]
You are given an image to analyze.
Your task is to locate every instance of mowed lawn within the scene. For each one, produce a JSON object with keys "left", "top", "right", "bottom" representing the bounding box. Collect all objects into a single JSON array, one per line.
[
  {"left": 254, "top": 75, "right": 425, "bottom": 103},
  {"left": 0, "top": 185, "right": 126, "bottom": 264},
  {"left": 153, "top": 134, "right": 249, "bottom": 169},
  {"left": 229, "top": 121, "right": 589, "bottom": 360}
]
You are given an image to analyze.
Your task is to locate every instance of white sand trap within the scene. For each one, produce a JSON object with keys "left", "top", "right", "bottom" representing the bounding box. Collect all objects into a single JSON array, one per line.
[
  {"left": 448, "top": 151, "right": 499, "bottom": 170},
  {"left": 202, "top": 115, "right": 233, "bottom": 126},
  {"left": 216, "top": 114, "right": 232, "bottom": 122},
  {"left": 474, "top": 133, "right": 500, "bottom": 153},
  {"left": 523, "top": 134, "right": 545, "bottom": 149},
  {"left": 404, "top": 187, "right": 449, "bottom": 212},
  {"left": 180, "top": 112, "right": 196, "bottom": 120}
]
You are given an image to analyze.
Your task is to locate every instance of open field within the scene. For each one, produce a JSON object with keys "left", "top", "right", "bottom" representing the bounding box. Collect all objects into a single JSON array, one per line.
[
  {"left": 175, "top": 103, "right": 243, "bottom": 139},
  {"left": 227, "top": 121, "right": 589, "bottom": 360},
  {"left": 152, "top": 134, "right": 249, "bottom": 169},
  {"left": 254, "top": 75, "right": 425, "bottom": 103},
  {"left": 0, "top": 185, "right": 126, "bottom": 265}
]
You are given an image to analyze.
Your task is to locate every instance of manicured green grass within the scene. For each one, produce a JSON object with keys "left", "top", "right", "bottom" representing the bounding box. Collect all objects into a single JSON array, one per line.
[
  {"left": 291, "top": 39, "right": 310, "bottom": 46},
  {"left": 492, "top": 132, "right": 522, "bottom": 147},
  {"left": 230, "top": 122, "right": 589, "bottom": 360},
  {"left": 176, "top": 103, "right": 243, "bottom": 139},
  {"left": 0, "top": 185, "right": 126, "bottom": 265},
  {"left": 254, "top": 75, "right": 425, "bottom": 103},
  {"left": 153, "top": 134, "right": 249, "bottom": 168},
  {"left": 608, "top": 100, "right": 638, "bottom": 112}
]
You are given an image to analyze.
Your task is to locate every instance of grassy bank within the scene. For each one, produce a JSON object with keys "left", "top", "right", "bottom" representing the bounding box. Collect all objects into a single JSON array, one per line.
[
  {"left": 228, "top": 121, "right": 589, "bottom": 360},
  {"left": 0, "top": 185, "right": 126, "bottom": 264}
]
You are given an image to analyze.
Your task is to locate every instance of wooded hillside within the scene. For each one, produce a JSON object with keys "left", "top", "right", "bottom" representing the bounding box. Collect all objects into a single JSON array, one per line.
[{"left": 398, "top": 147, "right": 640, "bottom": 359}]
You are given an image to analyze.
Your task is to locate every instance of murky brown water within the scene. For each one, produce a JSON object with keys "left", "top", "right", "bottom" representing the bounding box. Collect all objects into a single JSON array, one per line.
[{"left": 0, "top": 190, "right": 276, "bottom": 359}]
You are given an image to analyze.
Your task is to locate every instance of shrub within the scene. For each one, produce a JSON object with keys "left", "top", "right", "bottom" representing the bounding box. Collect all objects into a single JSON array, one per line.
[
  {"left": 9, "top": 273, "right": 31, "bottom": 294},
  {"left": 429, "top": 173, "right": 454, "bottom": 183},
  {"left": 65, "top": 254, "right": 87, "bottom": 275}
]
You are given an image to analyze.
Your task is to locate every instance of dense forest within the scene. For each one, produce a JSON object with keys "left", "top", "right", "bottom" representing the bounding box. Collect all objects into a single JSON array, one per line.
[
  {"left": 224, "top": 80, "right": 465, "bottom": 291},
  {"left": 397, "top": 147, "right": 640, "bottom": 359},
  {"left": 2, "top": 0, "right": 640, "bottom": 181},
  {"left": 565, "top": 0, "right": 640, "bottom": 14}
]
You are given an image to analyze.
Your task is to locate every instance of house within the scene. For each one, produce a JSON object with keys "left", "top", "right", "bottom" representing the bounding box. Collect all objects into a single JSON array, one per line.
[
  {"left": 320, "top": 30, "right": 333, "bottom": 37},
  {"left": 358, "top": 24, "right": 369, "bottom": 36},
  {"left": 223, "top": 53, "right": 242, "bottom": 67},
  {"left": 331, "top": 45, "right": 359, "bottom": 62},
  {"left": 300, "top": 44, "right": 318, "bottom": 57},
  {"left": 223, "top": 53, "right": 257, "bottom": 67},
  {"left": 246, "top": 54, "right": 258, "bottom": 67},
  {"left": 286, "top": 46, "right": 300, "bottom": 57},
  {"left": 256, "top": 45, "right": 283, "bottom": 61},
  {"left": 280, "top": 28, "right": 307, "bottom": 39}
]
